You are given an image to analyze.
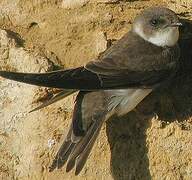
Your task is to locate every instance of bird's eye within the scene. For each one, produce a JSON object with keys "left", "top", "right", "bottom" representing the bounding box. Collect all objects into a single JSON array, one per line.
[{"left": 150, "top": 19, "right": 158, "bottom": 26}]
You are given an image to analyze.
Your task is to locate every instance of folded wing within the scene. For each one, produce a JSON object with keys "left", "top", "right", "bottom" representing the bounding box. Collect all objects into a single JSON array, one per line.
[
  {"left": 0, "top": 66, "right": 176, "bottom": 90},
  {"left": 0, "top": 32, "right": 179, "bottom": 90}
]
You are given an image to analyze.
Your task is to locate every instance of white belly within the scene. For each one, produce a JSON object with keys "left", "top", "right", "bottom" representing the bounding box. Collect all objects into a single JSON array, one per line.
[{"left": 106, "top": 89, "right": 152, "bottom": 116}]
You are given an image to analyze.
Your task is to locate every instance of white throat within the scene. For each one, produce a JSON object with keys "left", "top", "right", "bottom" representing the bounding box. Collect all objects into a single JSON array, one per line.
[{"left": 133, "top": 24, "right": 179, "bottom": 47}]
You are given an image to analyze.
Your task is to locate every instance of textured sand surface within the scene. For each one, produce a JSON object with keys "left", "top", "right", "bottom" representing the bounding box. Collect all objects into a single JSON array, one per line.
[{"left": 0, "top": 0, "right": 192, "bottom": 179}]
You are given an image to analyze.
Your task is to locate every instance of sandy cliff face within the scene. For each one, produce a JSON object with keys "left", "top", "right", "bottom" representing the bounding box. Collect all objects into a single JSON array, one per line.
[{"left": 0, "top": 0, "right": 192, "bottom": 180}]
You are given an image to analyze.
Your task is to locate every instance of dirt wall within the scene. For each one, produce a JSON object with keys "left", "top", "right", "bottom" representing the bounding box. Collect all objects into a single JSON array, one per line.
[{"left": 0, "top": 0, "right": 192, "bottom": 180}]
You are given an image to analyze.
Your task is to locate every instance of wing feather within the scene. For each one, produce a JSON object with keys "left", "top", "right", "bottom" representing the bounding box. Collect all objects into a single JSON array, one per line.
[
  {"left": 0, "top": 32, "right": 179, "bottom": 90},
  {"left": 29, "top": 90, "right": 77, "bottom": 113}
]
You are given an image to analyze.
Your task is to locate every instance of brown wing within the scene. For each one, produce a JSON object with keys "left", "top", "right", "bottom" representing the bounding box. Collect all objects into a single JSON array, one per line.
[
  {"left": 0, "top": 31, "right": 180, "bottom": 90},
  {"left": 29, "top": 90, "right": 77, "bottom": 113},
  {"left": 84, "top": 31, "right": 180, "bottom": 88},
  {"left": 0, "top": 66, "right": 177, "bottom": 90},
  {"left": 86, "top": 31, "right": 179, "bottom": 74}
]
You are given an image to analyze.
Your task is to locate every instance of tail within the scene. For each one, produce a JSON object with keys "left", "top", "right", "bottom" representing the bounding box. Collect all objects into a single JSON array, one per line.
[{"left": 49, "top": 92, "right": 106, "bottom": 175}]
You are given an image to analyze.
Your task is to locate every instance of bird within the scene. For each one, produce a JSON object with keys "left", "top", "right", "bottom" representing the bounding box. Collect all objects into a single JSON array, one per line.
[{"left": 0, "top": 7, "right": 183, "bottom": 175}]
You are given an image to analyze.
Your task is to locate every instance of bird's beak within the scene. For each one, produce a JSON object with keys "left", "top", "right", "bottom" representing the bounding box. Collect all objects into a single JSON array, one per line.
[{"left": 169, "top": 22, "right": 183, "bottom": 27}]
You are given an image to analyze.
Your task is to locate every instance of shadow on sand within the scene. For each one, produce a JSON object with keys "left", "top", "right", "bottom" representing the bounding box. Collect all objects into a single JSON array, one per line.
[{"left": 106, "top": 19, "right": 192, "bottom": 180}]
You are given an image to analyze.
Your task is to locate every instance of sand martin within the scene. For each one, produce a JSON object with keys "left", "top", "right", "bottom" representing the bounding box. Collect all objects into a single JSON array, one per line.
[{"left": 0, "top": 7, "right": 182, "bottom": 175}]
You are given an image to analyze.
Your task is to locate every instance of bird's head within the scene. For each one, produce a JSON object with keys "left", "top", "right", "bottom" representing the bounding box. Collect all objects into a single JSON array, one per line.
[{"left": 132, "top": 7, "right": 182, "bottom": 47}]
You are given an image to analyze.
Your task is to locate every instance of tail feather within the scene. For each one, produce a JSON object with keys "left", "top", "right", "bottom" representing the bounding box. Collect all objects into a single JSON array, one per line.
[
  {"left": 57, "top": 142, "right": 76, "bottom": 169},
  {"left": 75, "top": 120, "right": 102, "bottom": 175},
  {"left": 49, "top": 125, "right": 76, "bottom": 172},
  {"left": 50, "top": 113, "right": 106, "bottom": 174},
  {"left": 49, "top": 91, "right": 107, "bottom": 174},
  {"left": 66, "top": 113, "right": 105, "bottom": 173},
  {"left": 49, "top": 141, "right": 75, "bottom": 172}
]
